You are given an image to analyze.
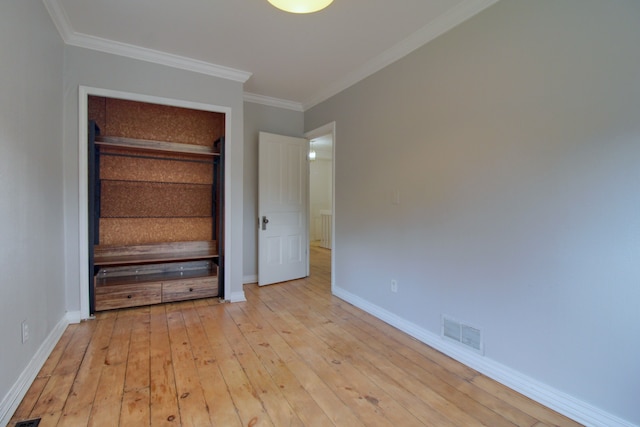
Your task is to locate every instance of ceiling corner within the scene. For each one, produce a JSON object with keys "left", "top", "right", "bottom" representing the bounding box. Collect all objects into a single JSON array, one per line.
[
  {"left": 42, "top": 0, "right": 73, "bottom": 42},
  {"left": 41, "top": 0, "right": 252, "bottom": 84}
]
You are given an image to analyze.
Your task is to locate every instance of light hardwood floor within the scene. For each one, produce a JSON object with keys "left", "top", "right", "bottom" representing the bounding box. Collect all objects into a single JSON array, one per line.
[{"left": 10, "top": 246, "right": 582, "bottom": 426}]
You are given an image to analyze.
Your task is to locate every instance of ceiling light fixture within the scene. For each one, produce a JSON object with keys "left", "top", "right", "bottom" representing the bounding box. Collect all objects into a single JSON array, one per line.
[{"left": 268, "top": 0, "right": 334, "bottom": 14}]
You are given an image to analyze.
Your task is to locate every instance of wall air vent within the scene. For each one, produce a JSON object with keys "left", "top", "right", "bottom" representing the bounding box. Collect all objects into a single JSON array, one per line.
[
  {"left": 14, "top": 419, "right": 41, "bottom": 427},
  {"left": 442, "top": 315, "right": 483, "bottom": 354}
]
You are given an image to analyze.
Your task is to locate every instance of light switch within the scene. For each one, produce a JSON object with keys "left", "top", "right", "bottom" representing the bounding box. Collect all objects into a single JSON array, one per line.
[{"left": 392, "top": 189, "right": 400, "bottom": 205}]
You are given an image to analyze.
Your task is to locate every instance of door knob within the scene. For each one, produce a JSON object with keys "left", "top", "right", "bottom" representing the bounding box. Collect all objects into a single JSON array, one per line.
[{"left": 261, "top": 216, "right": 269, "bottom": 230}]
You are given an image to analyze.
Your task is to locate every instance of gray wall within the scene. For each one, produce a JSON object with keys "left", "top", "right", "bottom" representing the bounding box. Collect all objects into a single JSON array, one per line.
[
  {"left": 63, "top": 46, "right": 246, "bottom": 310},
  {"left": 0, "top": 0, "right": 65, "bottom": 412},
  {"left": 243, "top": 101, "right": 304, "bottom": 281},
  {"left": 305, "top": 0, "right": 640, "bottom": 424}
]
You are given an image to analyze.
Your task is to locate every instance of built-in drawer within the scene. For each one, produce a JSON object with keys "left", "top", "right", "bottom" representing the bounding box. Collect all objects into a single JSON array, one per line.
[
  {"left": 95, "top": 282, "right": 162, "bottom": 311},
  {"left": 162, "top": 276, "right": 218, "bottom": 303}
]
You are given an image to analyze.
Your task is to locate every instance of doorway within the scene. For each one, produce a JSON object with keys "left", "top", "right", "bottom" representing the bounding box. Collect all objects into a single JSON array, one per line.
[
  {"left": 308, "top": 134, "right": 332, "bottom": 248},
  {"left": 305, "top": 123, "right": 335, "bottom": 291}
]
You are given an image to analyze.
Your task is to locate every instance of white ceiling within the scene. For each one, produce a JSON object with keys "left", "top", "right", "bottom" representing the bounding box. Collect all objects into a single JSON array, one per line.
[{"left": 43, "top": 0, "right": 498, "bottom": 110}]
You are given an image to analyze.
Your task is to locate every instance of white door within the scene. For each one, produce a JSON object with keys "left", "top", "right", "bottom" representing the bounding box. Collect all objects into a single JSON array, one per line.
[{"left": 258, "top": 132, "right": 309, "bottom": 286}]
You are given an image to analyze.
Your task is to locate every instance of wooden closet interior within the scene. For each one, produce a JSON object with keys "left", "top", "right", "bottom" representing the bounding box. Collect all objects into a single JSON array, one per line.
[{"left": 87, "top": 96, "right": 225, "bottom": 313}]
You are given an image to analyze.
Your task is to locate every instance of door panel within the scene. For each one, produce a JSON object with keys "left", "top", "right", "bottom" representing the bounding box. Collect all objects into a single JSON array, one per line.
[{"left": 258, "top": 132, "right": 308, "bottom": 286}]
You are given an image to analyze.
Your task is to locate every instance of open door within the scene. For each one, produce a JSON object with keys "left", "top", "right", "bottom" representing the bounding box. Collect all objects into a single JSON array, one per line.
[{"left": 258, "top": 132, "right": 309, "bottom": 286}]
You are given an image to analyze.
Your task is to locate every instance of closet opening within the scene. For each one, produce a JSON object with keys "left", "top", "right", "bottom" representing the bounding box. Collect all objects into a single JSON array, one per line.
[{"left": 86, "top": 95, "right": 225, "bottom": 314}]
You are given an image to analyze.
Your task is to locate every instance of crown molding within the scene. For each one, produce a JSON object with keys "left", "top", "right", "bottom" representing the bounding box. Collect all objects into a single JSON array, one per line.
[
  {"left": 43, "top": 0, "right": 498, "bottom": 109},
  {"left": 302, "top": 0, "right": 500, "bottom": 110},
  {"left": 66, "top": 32, "right": 252, "bottom": 82},
  {"left": 42, "top": 0, "right": 74, "bottom": 42},
  {"left": 243, "top": 92, "right": 304, "bottom": 112},
  {"left": 42, "top": 0, "right": 252, "bottom": 83}
]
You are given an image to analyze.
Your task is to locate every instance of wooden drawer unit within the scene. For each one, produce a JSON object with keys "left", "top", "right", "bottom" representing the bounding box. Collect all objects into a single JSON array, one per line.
[
  {"left": 95, "top": 282, "right": 162, "bottom": 311},
  {"left": 162, "top": 276, "right": 218, "bottom": 303},
  {"left": 93, "top": 258, "right": 218, "bottom": 311}
]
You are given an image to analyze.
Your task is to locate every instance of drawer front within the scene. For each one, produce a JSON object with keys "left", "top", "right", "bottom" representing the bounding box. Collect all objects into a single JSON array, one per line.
[
  {"left": 162, "top": 276, "right": 218, "bottom": 302},
  {"left": 95, "top": 283, "right": 162, "bottom": 311}
]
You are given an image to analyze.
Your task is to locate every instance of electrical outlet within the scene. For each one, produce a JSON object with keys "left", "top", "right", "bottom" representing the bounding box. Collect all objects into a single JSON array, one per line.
[
  {"left": 21, "top": 320, "right": 29, "bottom": 343},
  {"left": 390, "top": 279, "right": 398, "bottom": 293}
]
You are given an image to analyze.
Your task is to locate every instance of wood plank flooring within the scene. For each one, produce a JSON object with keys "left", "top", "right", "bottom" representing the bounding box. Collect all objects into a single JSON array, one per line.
[{"left": 10, "top": 246, "right": 582, "bottom": 426}]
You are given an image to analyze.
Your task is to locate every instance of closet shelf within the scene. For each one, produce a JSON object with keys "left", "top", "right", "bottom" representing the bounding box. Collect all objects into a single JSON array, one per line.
[
  {"left": 100, "top": 215, "right": 213, "bottom": 219},
  {"left": 94, "top": 240, "right": 218, "bottom": 266},
  {"left": 96, "top": 135, "right": 219, "bottom": 157},
  {"left": 95, "top": 266, "right": 217, "bottom": 287},
  {"left": 100, "top": 178, "right": 213, "bottom": 186}
]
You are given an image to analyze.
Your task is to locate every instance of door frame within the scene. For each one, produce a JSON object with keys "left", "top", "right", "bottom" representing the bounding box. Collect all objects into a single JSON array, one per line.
[
  {"left": 77, "top": 86, "right": 233, "bottom": 319},
  {"left": 304, "top": 122, "right": 336, "bottom": 293}
]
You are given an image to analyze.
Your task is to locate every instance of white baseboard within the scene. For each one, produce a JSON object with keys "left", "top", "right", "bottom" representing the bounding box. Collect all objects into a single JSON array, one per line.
[
  {"left": 226, "top": 291, "right": 247, "bottom": 303},
  {"left": 65, "top": 310, "right": 83, "bottom": 324},
  {"left": 332, "top": 286, "right": 636, "bottom": 427},
  {"left": 243, "top": 274, "right": 258, "bottom": 284},
  {"left": 2, "top": 290, "right": 633, "bottom": 427},
  {"left": 0, "top": 314, "right": 71, "bottom": 426}
]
